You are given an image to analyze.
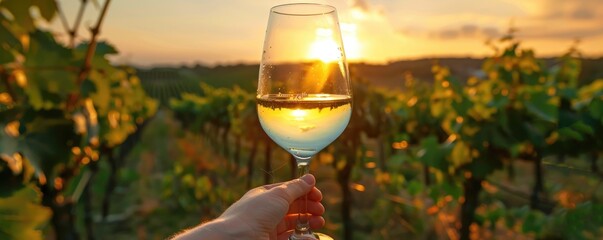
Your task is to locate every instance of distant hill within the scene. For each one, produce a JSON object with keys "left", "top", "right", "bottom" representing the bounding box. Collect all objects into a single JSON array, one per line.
[
  {"left": 137, "top": 57, "right": 603, "bottom": 97},
  {"left": 350, "top": 58, "right": 484, "bottom": 90},
  {"left": 352, "top": 57, "right": 603, "bottom": 90},
  {"left": 189, "top": 64, "right": 259, "bottom": 90},
  {"left": 578, "top": 58, "right": 603, "bottom": 83}
]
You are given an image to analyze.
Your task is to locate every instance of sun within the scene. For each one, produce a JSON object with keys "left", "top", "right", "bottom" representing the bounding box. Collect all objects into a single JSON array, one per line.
[
  {"left": 307, "top": 23, "right": 361, "bottom": 63},
  {"left": 308, "top": 28, "right": 341, "bottom": 62}
]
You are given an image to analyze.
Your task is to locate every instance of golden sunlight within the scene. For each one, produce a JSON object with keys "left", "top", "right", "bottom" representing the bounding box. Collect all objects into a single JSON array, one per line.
[
  {"left": 341, "top": 23, "right": 361, "bottom": 61},
  {"left": 308, "top": 23, "right": 361, "bottom": 63},
  {"left": 308, "top": 28, "right": 341, "bottom": 63}
]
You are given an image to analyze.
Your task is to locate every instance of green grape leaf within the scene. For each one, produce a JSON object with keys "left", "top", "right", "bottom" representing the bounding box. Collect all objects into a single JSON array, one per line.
[
  {"left": 21, "top": 84, "right": 44, "bottom": 110},
  {"left": 452, "top": 96, "right": 472, "bottom": 116},
  {"left": 448, "top": 76, "right": 463, "bottom": 93},
  {"left": 450, "top": 141, "right": 471, "bottom": 168},
  {"left": 95, "top": 42, "right": 119, "bottom": 55},
  {"left": 521, "top": 71, "right": 540, "bottom": 85},
  {"left": 18, "top": 113, "right": 78, "bottom": 175},
  {"left": 558, "top": 88, "right": 577, "bottom": 99},
  {"left": 558, "top": 128, "right": 584, "bottom": 141},
  {"left": 0, "top": 153, "right": 36, "bottom": 198},
  {"left": 76, "top": 41, "right": 119, "bottom": 57},
  {"left": 0, "top": 14, "right": 22, "bottom": 50},
  {"left": 442, "top": 181, "right": 462, "bottom": 199},
  {"left": 491, "top": 122, "right": 514, "bottom": 150},
  {"left": 468, "top": 155, "right": 503, "bottom": 179},
  {"left": 572, "top": 121, "right": 594, "bottom": 135},
  {"left": 194, "top": 176, "right": 212, "bottom": 200},
  {"left": 80, "top": 78, "right": 97, "bottom": 98},
  {"left": 523, "top": 122, "right": 548, "bottom": 148},
  {"left": 0, "top": 0, "right": 35, "bottom": 32},
  {"left": 0, "top": 48, "right": 15, "bottom": 64},
  {"left": 100, "top": 119, "right": 137, "bottom": 147},
  {"left": 24, "top": 30, "right": 76, "bottom": 109},
  {"left": 0, "top": 14, "right": 20, "bottom": 64},
  {"left": 502, "top": 43, "right": 519, "bottom": 57},
  {"left": 26, "top": 70, "right": 76, "bottom": 109},
  {"left": 497, "top": 68, "right": 513, "bottom": 84},
  {"left": 87, "top": 71, "right": 111, "bottom": 114},
  {"left": 417, "top": 136, "right": 448, "bottom": 171},
  {"left": 483, "top": 202, "right": 505, "bottom": 226},
  {"left": 0, "top": 126, "right": 20, "bottom": 167},
  {"left": 487, "top": 94, "right": 509, "bottom": 109},
  {"left": 407, "top": 180, "right": 423, "bottom": 196},
  {"left": 521, "top": 211, "right": 545, "bottom": 234},
  {"left": 31, "top": 0, "right": 57, "bottom": 22},
  {"left": 523, "top": 91, "right": 557, "bottom": 123},
  {"left": 563, "top": 202, "right": 603, "bottom": 239},
  {"left": 0, "top": 184, "right": 51, "bottom": 240},
  {"left": 577, "top": 80, "right": 603, "bottom": 112},
  {"left": 25, "top": 30, "right": 73, "bottom": 66},
  {"left": 589, "top": 98, "right": 603, "bottom": 120},
  {"left": 0, "top": 167, "right": 25, "bottom": 198}
]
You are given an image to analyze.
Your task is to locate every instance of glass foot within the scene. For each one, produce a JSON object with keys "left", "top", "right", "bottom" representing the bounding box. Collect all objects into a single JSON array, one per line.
[
  {"left": 314, "top": 233, "right": 334, "bottom": 240},
  {"left": 289, "top": 232, "right": 333, "bottom": 240}
]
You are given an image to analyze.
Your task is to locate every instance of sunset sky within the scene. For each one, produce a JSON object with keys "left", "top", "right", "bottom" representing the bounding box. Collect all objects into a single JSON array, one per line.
[{"left": 52, "top": 0, "right": 603, "bottom": 66}]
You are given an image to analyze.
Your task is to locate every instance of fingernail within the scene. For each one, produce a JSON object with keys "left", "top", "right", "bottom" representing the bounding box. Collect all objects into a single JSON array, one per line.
[{"left": 300, "top": 174, "right": 314, "bottom": 185}]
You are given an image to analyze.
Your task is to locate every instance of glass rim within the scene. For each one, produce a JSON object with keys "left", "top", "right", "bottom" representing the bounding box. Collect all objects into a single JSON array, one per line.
[{"left": 270, "top": 3, "right": 336, "bottom": 16}]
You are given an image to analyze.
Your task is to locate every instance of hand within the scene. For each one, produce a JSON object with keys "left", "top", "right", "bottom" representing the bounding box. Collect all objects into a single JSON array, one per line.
[{"left": 172, "top": 174, "right": 325, "bottom": 240}]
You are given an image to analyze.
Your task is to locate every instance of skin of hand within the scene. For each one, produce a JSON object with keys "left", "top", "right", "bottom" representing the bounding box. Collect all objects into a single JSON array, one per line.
[{"left": 172, "top": 174, "right": 325, "bottom": 240}]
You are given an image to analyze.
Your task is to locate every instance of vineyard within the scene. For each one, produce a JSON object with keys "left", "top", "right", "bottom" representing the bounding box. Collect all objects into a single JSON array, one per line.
[
  {"left": 163, "top": 37, "right": 603, "bottom": 239},
  {"left": 1, "top": 1, "right": 603, "bottom": 240}
]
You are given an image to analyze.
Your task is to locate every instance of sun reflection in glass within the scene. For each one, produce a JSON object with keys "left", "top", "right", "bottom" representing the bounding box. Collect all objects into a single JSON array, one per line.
[
  {"left": 308, "top": 28, "right": 341, "bottom": 63},
  {"left": 291, "top": 109, "right": 308, "bottom": 121}
]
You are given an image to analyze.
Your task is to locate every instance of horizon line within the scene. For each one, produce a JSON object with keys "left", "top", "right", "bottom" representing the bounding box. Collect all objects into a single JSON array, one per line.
[{"left": 124, "top": 54, "right": 603, "bottom": 69}]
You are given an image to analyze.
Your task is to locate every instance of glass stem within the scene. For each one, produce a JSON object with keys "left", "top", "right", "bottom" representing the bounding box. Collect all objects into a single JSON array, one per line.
[{"left": 295, "top": 162, "right": 312, "bottom": 236}]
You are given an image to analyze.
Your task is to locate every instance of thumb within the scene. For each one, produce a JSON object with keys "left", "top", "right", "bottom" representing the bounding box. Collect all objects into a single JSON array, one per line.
[{"left": 270, "top": 174, "right": 315, "bottom": 204}]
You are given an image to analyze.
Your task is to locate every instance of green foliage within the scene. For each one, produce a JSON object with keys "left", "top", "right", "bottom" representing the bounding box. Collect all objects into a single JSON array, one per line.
[
  {"left": 170, "top": 83, "right": 233, "bottom": 132},
  {"left": 2, "top": 1, "right": 602, "bottom": 239},
  {"left": 23, "top": 30, "right": 77, "bottom": 109},
  {"left": 0, "top": 0, "right": 44, "bottom": 33},
  {"left": 559, "top": 202, "right": 603, "bottom": 239},
  {"left": 494, "top": 201, "right": 603, "bottom": 239},
  {"left": 228, "top": 86, "right": 258, "bottom": 136},
  {"left": 0, "top": 1, "right": 157, "bottom": 239},
  {"left": 418, "top": 135, "right": 450, "bottom": 171},
  {"left": 164, "top": 37, "right": 603, "bottom": 238},
  {"left": 0, "top": 185, "right": 51, "bottom": 240},
  {"left": 18, "top": 114, "right": 78, "bottom": 174}
]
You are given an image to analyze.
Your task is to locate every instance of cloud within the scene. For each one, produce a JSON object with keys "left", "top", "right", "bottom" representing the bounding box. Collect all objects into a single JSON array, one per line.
[
  {"left": 504, "top": 0, "right": 603, "bottom": 39},
  {"left": 539, "top": 0, "right": 603, "bottom": 20},
  {"left": 517, "top": 26, "right": 603, "bottom": 39},
  {"left": 349, "top": 0, "right": 371, "bottom": 12},
  {"left": 347, "top": 0, "right": 384, "bottom": 19},
  {"left": 388, "top": 0, "right": 603, "bottom": 42},
  {"left": 400, "top": 24, "right": 501, "bottom": 40},
  {"left": 434, "top": 25, "right": 501, "bottom": 39},
  {"left": 571, "top": 7, "right": 596, "bottom": 19}
]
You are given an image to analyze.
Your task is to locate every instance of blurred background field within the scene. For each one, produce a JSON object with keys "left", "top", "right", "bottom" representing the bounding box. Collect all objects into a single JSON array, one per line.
[{"left": 2, "top": 1, "right": 603, "bottom": 240}]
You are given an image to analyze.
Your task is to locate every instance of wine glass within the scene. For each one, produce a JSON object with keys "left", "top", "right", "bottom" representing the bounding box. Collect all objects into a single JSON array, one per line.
[{"left": 257, "top": 3, "right": 351, "bottom": 240}]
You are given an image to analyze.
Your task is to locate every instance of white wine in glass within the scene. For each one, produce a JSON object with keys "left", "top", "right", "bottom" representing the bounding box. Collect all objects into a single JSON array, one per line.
[{"left": 257, "top": 3, "right": 352, "bottom": 240}]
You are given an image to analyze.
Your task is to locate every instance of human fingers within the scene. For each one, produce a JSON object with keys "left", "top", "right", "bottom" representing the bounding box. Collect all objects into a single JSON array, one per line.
[
  {"left": 277, "top": 230, "right": 294, "bottom": 240},
  {"left": 263, "top": 179, "right": 322, "bottom": 193},
  {"left": 278, "top": 186, "right": 321, "bottom": 202},
  {"left": 276, "top": 215, "right": 325, "bottom": 235},
  {"left": 307, "top": 187, "right": 322, "bottom": 201},
  {"left": 262, "top": 182, "right": 284, "bottom": 190},
  {"left": 287, "top": 200, "right": 325, "bottom": 216},
  {"left": 269, "top": 174, "right": 315, "bottom": 204}
]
